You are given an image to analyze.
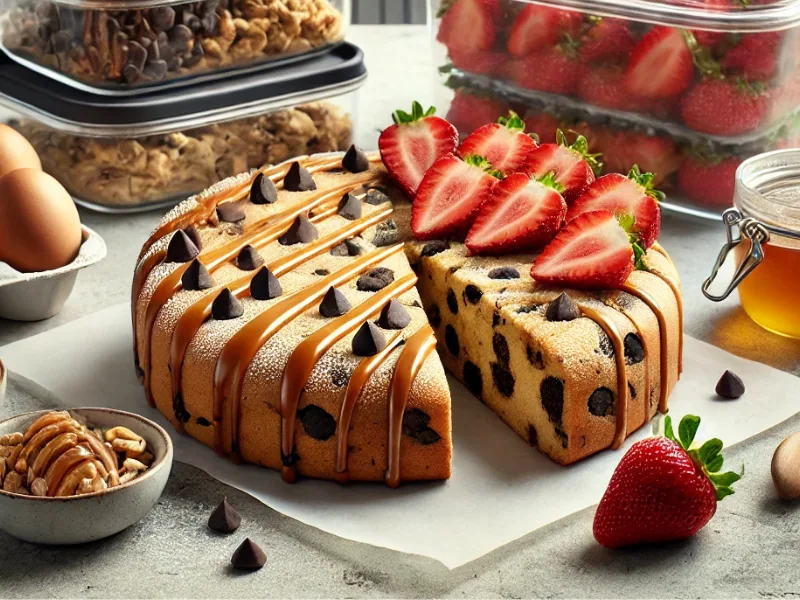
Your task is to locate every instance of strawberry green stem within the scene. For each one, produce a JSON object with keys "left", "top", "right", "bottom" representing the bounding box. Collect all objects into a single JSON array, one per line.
[
  {"left": 498, "top": 111, "right": 525, "bottom": 132},
  {"left": 392, "top": 101, "right": 437, "bottom": 126},
  {"left": 627, "top": 165, "right": 665, "bottom": 202},
  {"left": 556, "top": 129, "right": 603, "bottom": 176},
  {"left": 464, "top": 154, "right": 505, "bottom": 179}
]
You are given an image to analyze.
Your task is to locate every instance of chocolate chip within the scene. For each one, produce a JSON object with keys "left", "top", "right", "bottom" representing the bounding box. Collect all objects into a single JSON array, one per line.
[
  {"left": 344, "top": 239, "right": 363, "bottom": 256},
  {"left": 492, "top": 313, "right": 501, "bottom": 327},
  {"left": 231, "top": 538, "right": 266, "bottom": 570},
  {"left": 184, "top": 224, "right": 202, "bottom": 250},
  {"left": 281, "top": 448, "right": 300, "bottom": 467},
  {"left": 166, "top": 230, "right": 199, "bottom": 262},
  {"left": 127, "top": 40, "right": 148, "bottom": 71},
  {"left": 279, "top": 215, "right": 318, "bottom": 245},
  {"left": 173, "top": 393, "right": 190, "bottom": 424},
  {"left": 421, "top": 240, "right": 449, "bottom": 257},
  {"left": 236, "top": 245, "right": 263, "bottom": 271},
  {"left": 330, "top": 242, "right": 349, "bottom": 256},
  {"left": 168, "top": 23, "right": 192, "bottom": 53},
  {"left": 342, "top": 144, "right": 370, "bottom": 173},
  {"left": 447, "top": 290, "right": 458, "bottom": 315},
  {"left": 517, "top": 304, "right": 543, "bottom": 314},
  {"left": 545, "top": 293, "right": 581, "bottom": 322},
  {"left": 284, "top": 161, "right": 316, "bottom": 192},
  {"left": 556, "top": 427, "right": 569, "bottom": 449},
  {"left": 331, "top": 365, "right": 349, "bottom": 387},
  {"left": 315, "top": 269, "right": 330, "bottom": 276},
  {"left": 541, "top": 377, "right": 564, "bottom": 424},
  {"left": 208, "top": 498, "right": 241, "bottom": 533},
  {"left": 298, "top": 405, "right": 336, "bottom": 441},
  {"left": 445, "top": 325, "right": 460, "bottom": 357},
  {"left": 716, "top": 370, "right": 745, "bottom": 399},
  {"left": 143, "top": 59, "right": 168, "bottom": 79},
  {"left": 182, "top": 10, "right": 201, "bottom": 32},
  {"left": 402, "top": 409, "right": 441, "bottom": 445},
  {"left": 463, "top": 361, "right": 483, "bottom": 398},
  {"left": 365, "top": 188, "right": 391, "bottom": 206},
  {"left": 200, "top": 11, "right": 219, "bottom": 35},
  {"left": 337, "top": 192, "right": 362, "bottom": 220},
  {"left": 492, "top": 333, "right": 510, "bottom": 366},
  {"left": 181, "top": 259, "right": 213, "bottom": 291},
  {"left": 151, "top": 6, "right": 175, "bottom": 31},
  {"left": 217, "top": 201, "right": 246, "bottom": 223},
  {"left": 491, "top": 363, "right": 515, "bottom": 397},
  {"left": 320, "top": 287, "right": 351, "bottom": 318},
  {"left": 250, "top": 173, "right": 278, "bottom": 205},
  {"left": 357, "top": 267, "right": 394, "bottom": 292},
  {"left": 488, "top": 267, "right": 520, "bottom": 280},
  {"left": 372, "top": 219, "right": 398, "bottom": 247},
  {"left": 123, "top": 64, "right": 142, "bottom": 84},
  {"left": 526, "top": 345, "right": 545, "bottom": 370},
  {"left": 624, "top": 333, "right": 645, "bottom": 365},
  {"left": 185, "top": 41, "right": 204, "bottom": 67},
  {"left": 353, "top": 321, "right": 387, "bottom": 356},
  {"left": 250, "top": 267, "right": 282, "bottom": 300},
  {"left": 427, "top": 305, "right": 441, "bottom": 328},
  {"left": 628, "top": 383, "right": 637, "bottom": 399},
  {"left": 212, "top": 289, "right": 243, "bottom": 320},
  {"left": 378, "top": 299, "right": 411, "bottom": 330},
  {"left": 527, "top": 424, "right": 538, "bottom": 447},
  {"left": 588, "top": 387, "right": 615, "bottom": 417},
  {"left": 598, "top": 333, "right": 615, "bottom": 357},
  {"left": 464, "top": 285, "right": 483, "bottom": 305}
]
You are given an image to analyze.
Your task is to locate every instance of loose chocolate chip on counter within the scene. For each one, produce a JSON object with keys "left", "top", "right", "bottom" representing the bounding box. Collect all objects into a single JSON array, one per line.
[
  {"left": 624, "top": 333, "right": 645, "bottom": 365},
  {"left": 545, "top": 293, "right": 581, "bottom": 322},
  {"left": 378, "top": 299, "right": 411, "bottom": 330},
  {"left": 250, "top": 173, "right": 278, "bottom": 205},
  {"left": 492, "top": 333, "right": 510, "bottom": 366},
  {"left": 342, "top": 144, "right": 370, "bottom": 173},
  {"left": 527, "top": 424, "right": 539, "bottom": 447},
  {"left": 250, "top": 267, "right": 282, "bottom": 301},
  {"left": 372, "top": 219, "right": 398, "bottom": 247},
  {"left": 337, "top": 192, "right": 362, "bottom": 220},
  {"left": 365, "top": 188, "right": 391, "bottom": 206},
  {"left": 445, "top": 325, "right": 460, "bottom": 357},
  {"left": 463, "top": 361, "right": 483, "bottom": 398},
  {"left": 315, "top": 269, "right": 330, "bottom": 276},
  {"left": 284, "top": 162, "right": 316, "bottom": 192},
  {"left": 488, "top": 266, "right": 520, "bottom": 280},
  {"left": 279, "top": 215, "right": 318, "bottom": 245},
  {"left": 208, "top": 498, "right": 241, "bottom": 533},
  {"left": 716, "top": 370, "right": 745, "bottom": 399},
  {"left": 231, "top": 538, "right": 266, "bottom": 571},
  {"left": 184, "top": 224, "right": 202, "bottom": 250},
  {"left": 402, "top": 409, "right": 441, "bottom": 445},
  {"left": 588, "top": 387, "right": 615, "bottom": 417},
  {"left": 421, "top": 240, "right": 450, "bottom": 257},
  {"left": 541, "top": 377, "right": 565, "bottom": 424},
  {"left": 320, "top": 287, "right": 351, "bottom": 318},
  {"left": 357, "top": 267, "right": 394, "bottom": 292},
  {"left": 463, "top": 285, "right": 483, "bottom": 305},
  {"left": 217, "top": 201, "right": 247, "bottom": 223},
  {"left": 236, "top": 245, "right": 264, "bottom": 271},
  {"left": 181, "top": 259, "right": 213, "bottom": 291},
  {"left": 151, "top": 6, "right": 176, "bottom": 31},
  {"left": 298, "top": 405, "right": 336, "bottom": 441},
  {"left": 353, "top": 321, "right": 387, "bottom": 356},
  {"left": 212, "top": 289, "right": 243, "bottom": 320},
  {"left": 427, "top": 305, "right": 441, "bottom": 328},
  {"left": 166, "top": 230, "right": 199, "bottom": 262},
  {"left": 447, "top": 290, "right": 458, "bottom": 315},
  {"left": 491, "top": 363, "right": 515, "bottom": 397}
]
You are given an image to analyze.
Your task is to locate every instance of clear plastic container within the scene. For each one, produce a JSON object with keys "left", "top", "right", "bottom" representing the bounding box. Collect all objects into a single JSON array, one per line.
[
  {"left": 0, "top": 42, "right": 365, "bottom": 212},
  {"left": 0, "top": 0, "right": 348, "bottom": 94}
]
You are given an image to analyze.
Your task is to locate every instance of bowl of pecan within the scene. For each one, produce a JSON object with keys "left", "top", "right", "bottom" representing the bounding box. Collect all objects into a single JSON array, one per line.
[{"left": 0, "top": 408, "right": 173, "bottom": 544}]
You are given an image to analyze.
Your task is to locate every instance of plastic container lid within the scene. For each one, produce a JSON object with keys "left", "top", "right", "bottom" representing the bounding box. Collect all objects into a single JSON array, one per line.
[{"left": 0, "top": 41, "right": 366, "bottom": 137}]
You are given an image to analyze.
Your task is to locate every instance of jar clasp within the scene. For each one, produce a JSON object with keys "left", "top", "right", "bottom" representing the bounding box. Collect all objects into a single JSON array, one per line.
[{"left": 702, "top": 208, "right": 770, "bottom": 302}]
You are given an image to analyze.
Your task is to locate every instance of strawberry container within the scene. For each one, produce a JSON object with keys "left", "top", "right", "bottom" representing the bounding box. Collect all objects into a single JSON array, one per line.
[{"left": 0, "top": 0, "right": 348, "bottom": 95}]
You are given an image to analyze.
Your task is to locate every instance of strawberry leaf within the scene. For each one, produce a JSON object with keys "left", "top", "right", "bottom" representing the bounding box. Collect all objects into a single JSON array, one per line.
[
  {"left": 627, "top": 165, "right": 665, "bottom": 202},
  {"left": 464, "top": 154, "right": 505, "bottom": 179},
  {"left": 537, "top": 171, "right": 565, "bottom": 193},
  {"left": 664, "top": 415, "right": 675, "bottom": 442},
  {"left": 716, "top": 486, "right": 735, "bottom": 501},
  {"left": 708, "top": 471, "right": 742, "bottom": 487},
  {"left": 678, "top": 414, "right": 701, "bottom": 449},
  {"left": 498, "top": 111, "right": 525, "bottom": 132},
  {"left": 698, "top": 438, "right": 723, "bottom": 465},
  {"left": 707, "top": 454, "right": 724, "bottom": 473},
  {"left": 392, "top": 101, "right": 437, "bottom": 126},
  {"left": 557, "top": 129, "right": 604, "bottom": 176},
  {"left": 632, "top": 242, "right": 648, "bottom": 272}
]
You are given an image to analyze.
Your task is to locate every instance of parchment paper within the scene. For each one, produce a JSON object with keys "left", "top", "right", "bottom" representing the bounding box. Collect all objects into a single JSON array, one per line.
[{"left": 2, "top": 303, "right": 798, "bottom": 568}]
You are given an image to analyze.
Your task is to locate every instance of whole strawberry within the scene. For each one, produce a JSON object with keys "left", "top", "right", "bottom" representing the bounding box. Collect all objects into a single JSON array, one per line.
[{"left": 593, "top": 414, "right": 742, "bottom": 549}]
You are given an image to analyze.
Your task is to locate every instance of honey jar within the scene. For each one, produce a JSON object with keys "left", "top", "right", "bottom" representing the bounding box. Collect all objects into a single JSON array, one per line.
[{"left": 703, "top": 149, "right": 800, "bottom": 339}]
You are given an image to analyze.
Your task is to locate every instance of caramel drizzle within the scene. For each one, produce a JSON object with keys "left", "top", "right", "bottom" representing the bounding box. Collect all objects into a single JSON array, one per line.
[
  {"left": 385, "top": 326, "right": 438, "bottom": 488},
  {"left": 649, "top": 268, "right": 684, "bottom": 375},
  {"left": 213, "top": 244, "right": 406, "bottom": 457},
  {"left": 335, "top": 334, "right": 404, "bottom": 481},
  {"left": 280, "top": 273, "right": 418, "bottom": 483},
  {"left": 610, "top": 302, "right": 652, "bottom": 422}
]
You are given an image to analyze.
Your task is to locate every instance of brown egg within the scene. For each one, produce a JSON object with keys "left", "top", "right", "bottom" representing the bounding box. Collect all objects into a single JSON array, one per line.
[
  {"left": 0, "top": 168, "right": 82, "bottom": 272},
  {"left": 772, "top": 432, "right": 800, "bottom": 500},
  {"left": 0, "top": 124, "right": 41, "bottom": 178}
]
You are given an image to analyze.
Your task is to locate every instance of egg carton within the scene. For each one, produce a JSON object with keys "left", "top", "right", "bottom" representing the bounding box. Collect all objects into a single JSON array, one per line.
[{"left": 0, "top": 226, "right": 106, "bottom": 321}]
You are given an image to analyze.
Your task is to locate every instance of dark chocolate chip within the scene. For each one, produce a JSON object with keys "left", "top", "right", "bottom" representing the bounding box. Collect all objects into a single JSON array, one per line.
[
  {"left": 298, "top": 405, "right": 336, "bottom": 441},
  {"left": 527, "top": 424, "right": 538, "bottom": 447},
  {"left": 526, "top": 345, "right": 545, "bottom": 370},
  {"left": 598, "top": 333, "right": 615, "bottom": 357},
  {"left": 168, "top": 23, "right": 192, "bottom": 53},
  {"left": 357, "top": 267, "right": 394, "bottom": 292},
  {"left": 545, "top": 293, "right": 581, "bottom": 322},
  {"left": 516, "top": 304, "right": 543, "bottom": 314},
  {"left": 284, "top": 161, "right": 316, "bottom": 192},
  {"left": 556, "top": 427, "right": 569, "bottom": 449},
  {"left": 182, "top": 10, "right": 201, "bottom": 32},
  {"left": 151, "top": 6, "right": 175, "bottom": 31},
  {"left": 365, "top": 188, "right": 391, "bottom": 206},
  {"left": 330, "top": 242, "right": 349, "bottom": 257},
  {"left": 217, "top": 201, "right": 246, "bottom": 223},
  {"left": 541, "top": 377, "right": 564, "bottom": 424},
  {"left": 352, "top": 321, "right": 387, "bottom": 356},
  {"left": 196, "top": 417, "right": 211, "bottom": 427},
  {"left": 200, "top": 11, "right": 219, "bottom": 35},
  {"left": 344, "top": 239, "right": 363, "bottom": 256},
  {"left": 185, "top": 41, "right": 204, "bottom": 67},
  {"left": 181, "top": 259, "right": 213, "bottom": 291},
  {"left": 464, "top": 285, "right": 483, "bottom": 305},
  {"left": 491, "top": 363, "right": 515, "bottom": 397},
  {"left": 166, "top": 230, "right": 199, "bottom": 262},
  {"left": 447, "top": 289, "right": 458, "bottom": 315},
  {"left": 337, "top": 192, "right": 362, "bottom": 220},
  {"left": 588, "top": 387, "right": 615, "bottom": 417},
  {"left": 279, "top": 215, "right": 318, "bottom": 245},
  {"left": 123, "top": 64, "right": 142, "bottom": 84},
  {"left": 208, "top": 498, "right": 241, "bottom": 533},
  {"left": 372, "top": 219, "right": 398, "bottom": 247},
  {"left": 445, "top": 325, "right": 460, "bottom": 357},
  {"left": 173, "top": 393, "right": 190, "bottom": 424},
  {"left": 492, "top": 313, "right": 501, "bottom": 327},
  {"left": 463, "top": 361, "right": 483, "bottom": 398},
  {"left": 314, "top": 269, "right": 330, "bottom": 276},
  {"left": 281, "top": 448, "right": 300, "bottom": 467},
  {"left": 427, "top": 305, "right": 441, "bottom": 328},
  {"left": 127, "top": 40, "right": 148, "bottom": 71},
  {"left": 488, "top": 267, "right": 520, "bottom": 280},
  {"left": 212, "top": 289, "right": 243, "bottom": 320},
  {"left": 184, "top": 224, "right": 202, "bottom": 250},
  {"left": 143, "top": 59, "right": 168, "bottom": 79},
  {"left": 624, "top": 333, "right": 645, "bottom": 365},
  {"left": 628, "top": 383, "right": 637, "bottom": 399},
  {"left": 250, "top": 173, "right": 278, "bottom": 204},
  {"left": 342, "top": 144, "right": 370, "bottom": 173},
  {"left": 236, "top": 245, "right": 263, "bottom": 271},
  {"left": 250, "top": 267, "right": 282, "bottom": 300},
  {"left": 402, "top": 409, "right": 441, "bottom": 445},
  {"left": 331, "top": 365, "right": 350, "bottom": 387},
  {"left": 492, "top": 333, "right": 510, "bottom": 366},
  {"left": 421, "top": 240, "right": 450, "bottom": 257},
  {"left": 716, "top": 370, "right": 745, "bottom": 399},
  {"left": 320, "top": 287, "right": 351, "bottom": 318},
  {"left": 378, "top": 299, "right": 411, "bottom": 330},
  {"left": 231, "top": 538, "right": 266, "bottom": 570}
]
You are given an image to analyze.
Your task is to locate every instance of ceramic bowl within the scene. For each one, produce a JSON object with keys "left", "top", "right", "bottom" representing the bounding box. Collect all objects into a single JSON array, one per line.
[
  {"left": 0, "top": 360, "right": 6, "bottom": 405},
  {"left": 0, "top": 407, "right": 173, "bottom": 544}
]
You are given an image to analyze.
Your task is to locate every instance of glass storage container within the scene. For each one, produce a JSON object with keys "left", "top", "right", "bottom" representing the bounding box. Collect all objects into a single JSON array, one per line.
[
  {"left": 430, "top": 0, "right": 800, "bottom": 218},
  {"left": 0, "top": 0, "right": 349, "bottom": 94},
  {"left": 0, "top": 41, "right": 365, "bottom": 212}
]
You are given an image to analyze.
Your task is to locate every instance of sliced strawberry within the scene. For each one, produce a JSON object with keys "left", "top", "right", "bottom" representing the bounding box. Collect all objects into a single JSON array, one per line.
[
  {"left": 437, "top": 0, "right": 498, "bottom": 55},
  {"left": 579, "top": 17, "right": 636, "bottom": 63},
  {"left": 449, "top": 46, "right": 507, "bottom": 77},
  {"left": 577, "top": 65, "right": 655, "bottom": 113},
  {"left": 379, "top": 101, "right": 458, "bottom": 199},
  {"left": 446, "top": 90, "right": 510, "bottom": 135},
  {"left": 511, "top": 42, "right": 584, "bottom": 96},
  {"left": 507, "top": 4, "right": 582, "bottom": 58},
  {"left": 466, "top": 172, "right": 567, "bottom": 255},
  {"left": 567, "top": 166, "right": 663, "bottom": 249},
  {"left": 526, "top": 130, "right": 602, "bottom": 202},
  {"left": 458, "top": 112, "right": 538, "bottom": 174},
  {"left": 531, "top": 210, "right": 642, "bottom": 289},
  {"left": 624, "top": 27, "right": 694, "bottom": 98},
  {"left": 411, "top": 154, "right": 501, "bottom": 240}
]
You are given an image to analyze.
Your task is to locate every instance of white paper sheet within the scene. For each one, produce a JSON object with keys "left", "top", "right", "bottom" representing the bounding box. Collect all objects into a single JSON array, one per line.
[{"left": 2, "top": 303, "right": 798, "bottom": 568}]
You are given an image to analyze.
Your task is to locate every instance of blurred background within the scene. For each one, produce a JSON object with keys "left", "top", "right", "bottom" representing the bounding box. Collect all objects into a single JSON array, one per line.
[{"left": 353, "top": 0, "right": 426, "bottom": 24}]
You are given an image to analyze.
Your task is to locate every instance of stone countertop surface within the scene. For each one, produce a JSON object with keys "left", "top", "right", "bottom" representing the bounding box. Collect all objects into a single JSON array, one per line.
[{"left": 1, "top": 25, "right": 800, "bottom": 599}]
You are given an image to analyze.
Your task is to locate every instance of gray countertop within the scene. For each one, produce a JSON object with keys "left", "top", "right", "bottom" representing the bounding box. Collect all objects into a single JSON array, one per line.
[{"left": 2, "top": 25, "right": 800, "bottom": 599}]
